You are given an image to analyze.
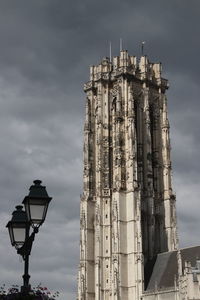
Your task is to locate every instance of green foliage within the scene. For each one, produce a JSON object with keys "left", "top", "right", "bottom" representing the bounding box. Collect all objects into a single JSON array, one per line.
[{"left": 0, "top": 285, "right": 59, "bottom": 300}]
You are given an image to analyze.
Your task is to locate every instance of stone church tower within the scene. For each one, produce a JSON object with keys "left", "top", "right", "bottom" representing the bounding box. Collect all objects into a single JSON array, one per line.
[{"left": 77, "top": 50, "right": 179, "bottom": 300}]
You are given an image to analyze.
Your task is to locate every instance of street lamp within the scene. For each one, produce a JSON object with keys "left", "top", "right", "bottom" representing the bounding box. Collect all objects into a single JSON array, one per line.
[
  {"left": 23, "top": 180, "right": 52, "bottom": 228},
  {"left": 6, "top": 180, "right": 52, "bottom": 294},
  {"left": 6, "top": 205, "right": 28, "bottom": 249}
]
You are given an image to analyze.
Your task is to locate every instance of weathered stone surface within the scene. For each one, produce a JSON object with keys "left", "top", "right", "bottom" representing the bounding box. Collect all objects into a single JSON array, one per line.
[{"left": 77, "top": 50, "right": 199, "bottom": 300}]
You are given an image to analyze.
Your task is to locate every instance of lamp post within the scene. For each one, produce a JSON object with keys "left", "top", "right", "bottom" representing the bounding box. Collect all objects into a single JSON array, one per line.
[{"left": 6, "top": 180, "right": 52, "bottom": 295}]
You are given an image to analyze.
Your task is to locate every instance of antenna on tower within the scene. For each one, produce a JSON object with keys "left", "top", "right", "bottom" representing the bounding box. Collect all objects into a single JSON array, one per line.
[
  {"left": 109, "top": 41, "right": 112, "bottom": 62},
  {"left": 120, "top": 38, "right": 123, "bottom": 51},
  {"left": 141, "top": 41, "right": 146, "bottom": 56}
]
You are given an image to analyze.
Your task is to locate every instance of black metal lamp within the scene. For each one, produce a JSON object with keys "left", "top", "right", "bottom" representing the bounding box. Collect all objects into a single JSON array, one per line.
[
  {"left": 23, "top": 180, "right": 52, "bottom": 228},
  {"left": 6, "top": 180, "right": 52, "bottom": 295},
  {"left": 6, "top": 205, "right": 29, "bottom": 249}
]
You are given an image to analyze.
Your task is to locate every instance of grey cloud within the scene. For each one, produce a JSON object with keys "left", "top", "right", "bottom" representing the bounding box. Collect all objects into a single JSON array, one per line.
[{"left": 0, "top": 1, "right": 200, "bottom": 300}]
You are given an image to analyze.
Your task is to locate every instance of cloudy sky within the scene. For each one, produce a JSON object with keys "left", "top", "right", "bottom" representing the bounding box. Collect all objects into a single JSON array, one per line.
[{"left": 0, "top": 0, "right": 200, "bottom": 299}]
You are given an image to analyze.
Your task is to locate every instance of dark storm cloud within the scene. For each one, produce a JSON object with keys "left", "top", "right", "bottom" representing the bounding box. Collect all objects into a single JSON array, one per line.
[{"left": 0, "top": 1, "right": 200, "bottom": 299}]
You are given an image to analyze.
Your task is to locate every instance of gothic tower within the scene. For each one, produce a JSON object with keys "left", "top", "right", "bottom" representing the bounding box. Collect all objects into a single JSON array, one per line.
[{"left": 78, "top": 50, "right": 178, "bottom": 300}]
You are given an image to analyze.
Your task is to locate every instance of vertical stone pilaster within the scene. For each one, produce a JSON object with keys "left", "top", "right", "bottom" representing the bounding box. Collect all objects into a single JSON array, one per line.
[
  {"left": 143, "top": 86, "right": 155, "bottom": 260},
  {"left": 161, "top": 93, "right": 178, "bottom": 251}
]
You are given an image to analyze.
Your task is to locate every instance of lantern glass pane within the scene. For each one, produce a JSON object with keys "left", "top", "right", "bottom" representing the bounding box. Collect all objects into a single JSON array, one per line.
[
  {"left": 24, "top": 202, "right": 31, "bottom": 222},
  {"left": 13, "top": 227, "right": 26, "bottom": 245},
  {"left": 29, "top": 204, "right": 45, "bottom": 224},
  {"left": 8, "top": 226, "right": 14, "bottom": 245}
]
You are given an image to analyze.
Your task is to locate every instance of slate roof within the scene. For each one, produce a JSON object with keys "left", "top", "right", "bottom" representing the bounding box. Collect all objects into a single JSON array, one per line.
[{"left": 146, "top": 245, "right": 200, "bottom": 291}]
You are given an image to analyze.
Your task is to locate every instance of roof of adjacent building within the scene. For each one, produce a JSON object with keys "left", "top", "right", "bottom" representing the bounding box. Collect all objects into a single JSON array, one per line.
[{"left": 146, "top": 245, "right": 200, "bottom": 291}]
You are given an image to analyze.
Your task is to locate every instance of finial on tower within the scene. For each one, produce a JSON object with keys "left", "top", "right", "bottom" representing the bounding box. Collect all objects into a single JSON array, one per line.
[
  {"left": 109, "top": 41, "right": 112, "bottom": 62},
  {"left": 120, "top": 38, "right": 123, "bottom": 51},
  {"left": 141, "top": 41, "right": 146, "bottom": 56}
]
